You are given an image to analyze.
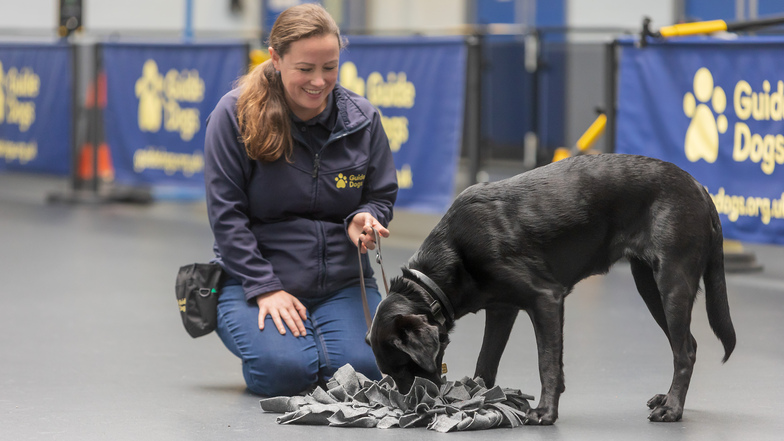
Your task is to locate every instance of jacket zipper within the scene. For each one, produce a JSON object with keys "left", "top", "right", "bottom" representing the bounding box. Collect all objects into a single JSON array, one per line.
[
  {"left": 309, "top": 118, "right": 370, "bottom": 176},
  {"left": 312, "top": 153, "right": 321, "bottom": 178}
]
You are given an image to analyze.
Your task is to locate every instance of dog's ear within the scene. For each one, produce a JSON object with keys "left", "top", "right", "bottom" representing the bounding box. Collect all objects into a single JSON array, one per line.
[{"left": 390, "top": 314, "right": 440, "bottom": 373}]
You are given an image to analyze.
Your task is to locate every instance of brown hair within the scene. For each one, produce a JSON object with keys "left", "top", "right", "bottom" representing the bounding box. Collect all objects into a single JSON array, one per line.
[{"left": 236, "top": 3, "right": 345, "bottom": 162}]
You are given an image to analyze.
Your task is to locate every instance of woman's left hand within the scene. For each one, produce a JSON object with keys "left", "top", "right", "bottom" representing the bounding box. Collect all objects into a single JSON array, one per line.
[{"left": 348, "top": 212, "right": 389, "bottom": 254}]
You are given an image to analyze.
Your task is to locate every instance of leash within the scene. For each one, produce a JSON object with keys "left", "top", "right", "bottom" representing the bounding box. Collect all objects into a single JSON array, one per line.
[{"left": 358, "top": 228, "right": 389, "bottom": 330}]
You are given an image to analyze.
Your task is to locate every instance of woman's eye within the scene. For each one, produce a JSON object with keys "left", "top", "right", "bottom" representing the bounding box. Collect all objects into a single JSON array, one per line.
[
  {"left": 299, "top": 68, "right": 313, "bottom": 73},
  {"left": 324, "top": 66, "right": 336, "bottom": 71}
]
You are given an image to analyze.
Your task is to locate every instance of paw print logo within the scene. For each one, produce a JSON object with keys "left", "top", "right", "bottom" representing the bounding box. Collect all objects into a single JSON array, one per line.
[
  {"left": 335, "top": 173, "right": 347, "bottom": 189},
  {"left": 683, "top": 67, "right": 727, "bottom": 163}
]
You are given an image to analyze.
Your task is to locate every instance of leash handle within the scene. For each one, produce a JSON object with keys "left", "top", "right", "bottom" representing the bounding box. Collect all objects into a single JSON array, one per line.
[{"left": 357, "top": 228, "right": 389, "bottom": 330}]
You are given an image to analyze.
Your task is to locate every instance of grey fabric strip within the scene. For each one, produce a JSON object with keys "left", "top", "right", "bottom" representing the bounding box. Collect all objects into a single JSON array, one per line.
[{"left": 260, "top": 364, "right": 534, "bottom": 432}]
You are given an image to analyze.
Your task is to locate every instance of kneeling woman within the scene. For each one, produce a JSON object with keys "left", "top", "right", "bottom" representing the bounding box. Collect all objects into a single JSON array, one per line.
[{"left": 203, "top": 3, "right": 397, "bottom": 396}]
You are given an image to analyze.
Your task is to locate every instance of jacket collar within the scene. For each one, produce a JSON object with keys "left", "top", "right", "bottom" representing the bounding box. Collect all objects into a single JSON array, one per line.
[{"left": 333, "top": 84, "right": 372, "bottom": 136}]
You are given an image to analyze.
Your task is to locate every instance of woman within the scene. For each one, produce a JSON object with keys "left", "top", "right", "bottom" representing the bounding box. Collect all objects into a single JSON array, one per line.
[{"left": 203, "top": 3, "right": 397, "bottom": 396}]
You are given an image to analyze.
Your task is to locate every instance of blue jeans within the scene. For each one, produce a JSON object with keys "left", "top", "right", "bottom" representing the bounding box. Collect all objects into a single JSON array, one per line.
[{"left": 215, "top": 278, "right": 382, "bottom": 396}]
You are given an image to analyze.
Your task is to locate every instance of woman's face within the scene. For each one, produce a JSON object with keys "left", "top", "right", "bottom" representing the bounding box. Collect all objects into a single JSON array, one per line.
[{"left": 270, "top": 34, "right": 340, "bottom": 121}]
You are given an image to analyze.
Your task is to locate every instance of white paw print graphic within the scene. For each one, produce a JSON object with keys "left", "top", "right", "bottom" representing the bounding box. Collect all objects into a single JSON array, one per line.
[{"left": 683, "top": 67, "right": 727, "bottom": 163}]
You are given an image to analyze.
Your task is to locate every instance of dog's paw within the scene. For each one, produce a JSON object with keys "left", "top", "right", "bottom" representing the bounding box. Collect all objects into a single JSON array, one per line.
[
  {"left": 646, "top": 394, "right": 667, "bottom": 409},
  {"left": 524, "top": 408, "right": 557, "bottom": 425},
  {"left": 647, "top": 394, "right": 683, "bottom": 422},
  {"left": 648, "top": 405, "right": 683, "bottom": 422}
]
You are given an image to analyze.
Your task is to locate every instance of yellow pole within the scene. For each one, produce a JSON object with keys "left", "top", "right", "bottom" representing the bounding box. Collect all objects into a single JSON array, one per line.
[
  {"left": 575, "top": 113, "right": 607, "bottom": 152},
  {"left": 553, "top": 113, "right": 607, "bottom": 162},
  {"left": 658, "top": 20, "right": 728, "bottom": 37}
]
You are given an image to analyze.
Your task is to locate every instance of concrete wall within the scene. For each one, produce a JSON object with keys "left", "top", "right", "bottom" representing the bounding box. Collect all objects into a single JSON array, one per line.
[
  {"left": 567, "top": 0, "right": 675, "bottom": 36},
  {"left": 0, "top": 0, "right": 58, "bottom": 33},
  {"left": 367, "top": 0, "right": 467, "bottom": 34},
  {"left": 0, "top": 0, "right": 677, "bottom": 38},
  {"left": 0, "top": 0, "right": 261, "bottom": 39}
]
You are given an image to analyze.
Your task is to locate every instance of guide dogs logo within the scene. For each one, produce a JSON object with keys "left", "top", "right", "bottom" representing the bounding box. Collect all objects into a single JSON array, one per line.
[
  {"left": 683, "top": 67, "right": 784, "bottom": 175},
  {"left": 335, "top": 173, "right": 365, "bottom": 189},
  {"left": 335, "top": 173, "right": 348, "bottom": 188},
  {"left": 0, "top": 60, "right": 39, "bottom": 132},
  {"left": 0, "top": 61, "right": 40, "bottom": 164},
  {"left": 135, "top": 59, "right": 205, "bottom": 141},
  {"left": 339, "top": 61, "right": 411, "bottom": 153},
  {"left": 733, "top": 76, "right": 784, "bottom": 175},
  {"left": 683, "top": 67, "right": 727, "bottom": 163}
]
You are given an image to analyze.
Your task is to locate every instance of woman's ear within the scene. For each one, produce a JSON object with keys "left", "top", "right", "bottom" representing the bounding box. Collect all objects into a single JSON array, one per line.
[{"left": 269, "top": 47, "right": 280, "bottom": 72}]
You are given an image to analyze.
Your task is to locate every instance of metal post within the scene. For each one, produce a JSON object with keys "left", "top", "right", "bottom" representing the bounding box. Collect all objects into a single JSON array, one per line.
[
  {"left": 69, "top": 42, "right": 80, "bottom": 193},
  {"left": 184, "top": 0, "right": 194, "bottom": 42},
  {"left": 524, "top": 30, "right": 539, "bottom": 169},
  {"left": 736, "top": 0, "right": 746, "bottom": 21},
  {"left": 463, "top": 33, "right": 482, "bottom": 186},
  {"left": 604, "top": 39, "right": 617, "bottom": 153},
  {"left": 47, "top": 40, "right": 97, "bottom": 204},
  {"left": 89, "top": 43, "right": 101, "bottom": 194}
]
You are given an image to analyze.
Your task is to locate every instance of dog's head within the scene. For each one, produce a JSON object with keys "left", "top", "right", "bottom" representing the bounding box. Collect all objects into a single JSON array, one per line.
[{"left": 367, "top": 279, "right": 450, "bottom": 393}]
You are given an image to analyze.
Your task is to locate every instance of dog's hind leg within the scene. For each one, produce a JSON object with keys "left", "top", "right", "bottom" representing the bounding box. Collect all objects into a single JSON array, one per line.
[
  {"left": 630, "top": 258, "right": 670, "bottom": 339},
  {"left": 646, "top": 267, "right": 700, "bottom": 422},
  {"left": 631, "top": 258, "right": 694, "bottom": 416},
  {"left": 474, "top": 306, "right": 519, "bottom": 387}
]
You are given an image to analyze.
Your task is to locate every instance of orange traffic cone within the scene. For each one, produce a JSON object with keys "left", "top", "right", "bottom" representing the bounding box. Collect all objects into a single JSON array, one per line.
[{"left": 78, "top": 142, "right": 115, "bottom": 181}]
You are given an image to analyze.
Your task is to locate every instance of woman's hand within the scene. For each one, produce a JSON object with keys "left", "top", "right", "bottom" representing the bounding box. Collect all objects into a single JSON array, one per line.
[
  {"left": 255, "top": 290, "right": 308, "bottom": 337},
  {"left": 348, "top": 212, "right": 389, "bottom": 254}
]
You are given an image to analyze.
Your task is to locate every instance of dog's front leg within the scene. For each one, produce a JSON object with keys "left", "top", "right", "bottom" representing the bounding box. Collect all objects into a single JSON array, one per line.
[
  {"left": 525, "top": 296, "right": 565, "bottom": 425},
  {"left": 474, "top": 307, "right": 519, "bottom": 387}
]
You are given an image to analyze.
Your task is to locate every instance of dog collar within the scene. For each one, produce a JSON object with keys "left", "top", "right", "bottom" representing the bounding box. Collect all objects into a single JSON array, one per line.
[{"left": 404, "top": 268, "right": 455, "bottom": 327}]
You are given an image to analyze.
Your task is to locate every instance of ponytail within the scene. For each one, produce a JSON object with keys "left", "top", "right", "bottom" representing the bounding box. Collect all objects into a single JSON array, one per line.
[{"left": 236, "top": 59, "right": 292, "bottom": 162}]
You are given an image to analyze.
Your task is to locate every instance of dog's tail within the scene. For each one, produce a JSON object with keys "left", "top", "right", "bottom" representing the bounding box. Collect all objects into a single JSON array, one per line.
[{"left": 703, "top": 202, "right": 736, "bottom": 363}]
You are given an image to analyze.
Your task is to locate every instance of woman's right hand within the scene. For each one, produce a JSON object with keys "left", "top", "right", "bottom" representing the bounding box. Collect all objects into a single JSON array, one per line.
[{"left": 255, "top": 290, "right": 308, "bottom": 337}]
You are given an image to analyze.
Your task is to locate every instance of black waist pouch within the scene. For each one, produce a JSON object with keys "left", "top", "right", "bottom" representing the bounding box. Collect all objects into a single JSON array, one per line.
[{"left": 175, "top": 263, "right": 224, "bottom": 338}]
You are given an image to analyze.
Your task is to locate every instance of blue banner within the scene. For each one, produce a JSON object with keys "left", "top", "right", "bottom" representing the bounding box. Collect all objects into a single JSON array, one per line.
[
  {"left": 340, "top": 36, "right": 467, "bottom": 213},
  {"left": 616, "top": 37, "right": 784, "bottom": 244},
  {"left": 0, "top": 43, "right": 72, "bottom": 175},
  {"left": 262, "top": 0, "right": 316, "bottom": 39},
  {"left": 102, "top": 42, "right": 246, "bottom": 187}
]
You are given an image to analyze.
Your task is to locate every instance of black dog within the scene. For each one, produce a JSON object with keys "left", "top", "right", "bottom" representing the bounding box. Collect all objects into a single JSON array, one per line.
[{"left": 368, "top": 154, "right": 735, "bottom": 425}]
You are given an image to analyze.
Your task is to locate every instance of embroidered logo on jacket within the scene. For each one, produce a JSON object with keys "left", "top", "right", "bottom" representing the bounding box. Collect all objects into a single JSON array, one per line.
[
  {"left": 335, "top": 173, "right": 365, "bottom": 189},
  {"left": 335, "top": 173, "right": 348, "bottom": 188}
]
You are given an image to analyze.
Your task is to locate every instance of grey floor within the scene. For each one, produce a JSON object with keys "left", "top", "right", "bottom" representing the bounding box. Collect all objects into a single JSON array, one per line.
[{"left": 2, "top": 171, "right": 784, "bottom": 441}]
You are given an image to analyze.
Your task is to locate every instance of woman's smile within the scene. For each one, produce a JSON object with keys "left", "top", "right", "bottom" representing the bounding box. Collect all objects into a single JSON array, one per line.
[{"left": 271, "top": 34, "right": 340, "bottom": 120}]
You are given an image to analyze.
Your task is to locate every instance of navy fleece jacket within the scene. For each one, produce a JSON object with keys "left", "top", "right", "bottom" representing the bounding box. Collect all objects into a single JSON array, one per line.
[{"left": 204, "top": 84, "right": 398, "bottom": 302}]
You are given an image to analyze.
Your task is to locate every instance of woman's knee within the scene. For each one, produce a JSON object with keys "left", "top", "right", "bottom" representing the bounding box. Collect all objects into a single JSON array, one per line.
[{"left": 243, "top": 351, "right": 319, "bottom": 396}]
